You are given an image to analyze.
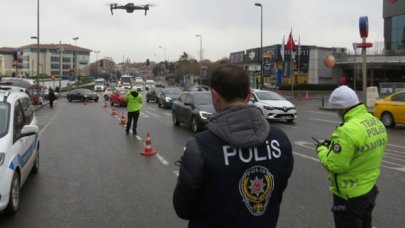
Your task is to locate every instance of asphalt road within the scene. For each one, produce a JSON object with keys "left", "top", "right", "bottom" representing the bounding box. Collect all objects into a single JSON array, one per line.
[{"left": 1, "top": 94, "right": 404, "bottom": 227}]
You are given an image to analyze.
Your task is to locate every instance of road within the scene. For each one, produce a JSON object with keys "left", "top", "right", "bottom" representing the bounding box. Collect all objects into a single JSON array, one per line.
[{"left": 1, "top": 93, "right": 404, "bottom": 227}]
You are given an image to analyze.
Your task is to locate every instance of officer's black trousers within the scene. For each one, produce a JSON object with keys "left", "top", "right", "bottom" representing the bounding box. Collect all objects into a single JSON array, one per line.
[
  {"left": 332, "top": 186, "right": 378, "bottom": 228},
  {"left": 126, "top": 110, "right": 140, "bottom": 134}
]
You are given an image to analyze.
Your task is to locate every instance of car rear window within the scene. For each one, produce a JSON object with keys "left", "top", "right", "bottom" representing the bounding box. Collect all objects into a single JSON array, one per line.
[{"left": 193, "top": 93, "right": 212, "bottom": 105}]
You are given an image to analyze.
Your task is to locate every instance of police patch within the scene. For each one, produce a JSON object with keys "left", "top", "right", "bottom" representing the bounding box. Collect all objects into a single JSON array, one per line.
[
  {"left": 239, "top": 166, "right": 274, "bottom": 216},
  {"left": 332, "top": 144, "right": 342, "bottom": 153}
]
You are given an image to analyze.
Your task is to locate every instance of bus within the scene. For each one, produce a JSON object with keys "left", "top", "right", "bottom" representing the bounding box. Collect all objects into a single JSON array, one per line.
[{"left": 119, "top": 75, "right": 132, "bottom": 89}]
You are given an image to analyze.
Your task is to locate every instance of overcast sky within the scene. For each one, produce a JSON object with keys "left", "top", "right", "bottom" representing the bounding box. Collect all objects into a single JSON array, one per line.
[{"left": 2, "top": 0, "right": 384, "bottom": 63}]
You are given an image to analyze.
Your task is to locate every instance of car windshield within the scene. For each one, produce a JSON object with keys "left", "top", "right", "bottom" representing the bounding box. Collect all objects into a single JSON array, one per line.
[
  {"left": 165, "top": 89, "right": 182, "bottom": 96},
  {"left": 0, "top": 102, "right": 10, "bottom": 137},
  {"left": 193, "top": 92, "right": 212, "bottom": 105},
  {"left": 255, "top": 91, "right": 285, "bottom": 100},
  {"left": 77, "top": 89, "right": 92, "bottom": 94}
]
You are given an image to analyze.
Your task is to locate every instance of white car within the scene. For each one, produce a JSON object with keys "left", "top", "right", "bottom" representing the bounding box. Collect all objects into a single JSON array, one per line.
[
  {"left": 0, "top": 87, "right": 40, "bottom": 215},
  {"left": 103, "top": 87, "right": 114, "bottom": 100},
  {"left": 250, "top": 89, "right": 297, "bottom": 123}
]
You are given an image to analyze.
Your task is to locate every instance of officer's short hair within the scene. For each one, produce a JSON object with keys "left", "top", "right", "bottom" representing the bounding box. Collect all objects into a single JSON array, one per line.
[{"left": 210, "top": 64, "right": 250, "bottom": 102}]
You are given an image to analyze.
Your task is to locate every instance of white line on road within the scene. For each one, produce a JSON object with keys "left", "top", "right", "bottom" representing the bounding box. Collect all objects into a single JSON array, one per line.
[
  {"left": 306, "top": 110, "right": 336, "bottom": 116},
  {"left": 143, "top": 110, "right": 160, "bottom": 118},
  {"left": 309, "top": 117, "right": 338, "bottom": 124},
  {"left": 156, "top": 153, "right": 169, "bottom": 166},
  {"left": 272, "top": 123, "right": 298, "bottom": 129},
  {"left": 164, "top": 112, "right": 172, "bottom": 117}
]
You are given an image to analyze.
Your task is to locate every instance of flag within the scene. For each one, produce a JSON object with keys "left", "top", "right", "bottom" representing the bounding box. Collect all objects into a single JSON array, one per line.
[
  {"left": 286, "top": 31, "right": 295, "bottom": 51},
  {"left": 280, "top": 35, "right": 285, "bottom": 61}
]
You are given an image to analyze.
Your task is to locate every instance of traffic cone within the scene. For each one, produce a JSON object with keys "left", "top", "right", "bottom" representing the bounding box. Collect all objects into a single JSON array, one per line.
[
  {"left": 119, "top": 112, "right": 126, "bottom": 125},
  {"left": 111, "top": 107, "right": 117, "bottom": 116},
  {"left": 141, "top": 132, "right": 156, "bottom": 156}
]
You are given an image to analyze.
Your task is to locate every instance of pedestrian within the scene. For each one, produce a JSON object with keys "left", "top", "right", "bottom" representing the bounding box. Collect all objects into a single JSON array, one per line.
[
  {"left": 315, "top": 85, "right": 387, "bottom": 228},
  {"left": 124, "top": 87, "right": 142, "bottom": 135},
  {"left": 173, "top": 64, "right": 294, "bottom": 228},
  {"left": 48, "top": 87, "right": 56, "bottom": 108}
]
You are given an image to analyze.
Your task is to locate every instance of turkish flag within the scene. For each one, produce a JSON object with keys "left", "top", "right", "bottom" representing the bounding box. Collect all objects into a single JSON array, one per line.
[{"left": 286, "top": 32, "right": 295, "bottom": 51}]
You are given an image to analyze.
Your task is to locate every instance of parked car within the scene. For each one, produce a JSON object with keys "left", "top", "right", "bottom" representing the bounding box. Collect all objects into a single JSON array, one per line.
[
  {"left": 66, "top": 88, "right": 99, "bottom": 102},
  {"left": 0, "top": 88, "right": 40, "bottom": 215},
  {"left": 184, "top": 85, "right": 210, "bottom": 92},
  {"left": 250, "top": 89, "right": 297, "bottom": 123},
  {"left": 146, "top": 87, "right": 159, "bottom": 103},
  {"left": 172, "top": 91, "right": 215, "bottom": 133},
  {"left": 110, "top": 88, "right": 128, "bottom": 107},
  {"left": 374, "top": 91, "right": 405, "bottom": 127},
  {"left": 103, "top": 86, "right": 115, "bottom": 100},
  {"left": 158, "top": 87, "right": 183, "bottom": 108},
  {"left": 133, "top": 82, "right": 144, "bottom": 91}
]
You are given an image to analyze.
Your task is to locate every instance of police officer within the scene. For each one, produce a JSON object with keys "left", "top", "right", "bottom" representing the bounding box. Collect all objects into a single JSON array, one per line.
[
  {"left": 173, "top": 64, "right": 294, "bottom": 228},
  {"left": 315, "top": 85, "right": 387, "bottom": 228},
  {"left": 124, "top": 87, "right": 142, "bottom": 135}
]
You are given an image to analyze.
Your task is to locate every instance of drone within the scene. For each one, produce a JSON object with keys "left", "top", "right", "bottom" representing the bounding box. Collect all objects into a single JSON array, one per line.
[{"left": 110, "top": 3, "right": 151, "bottom": 15}]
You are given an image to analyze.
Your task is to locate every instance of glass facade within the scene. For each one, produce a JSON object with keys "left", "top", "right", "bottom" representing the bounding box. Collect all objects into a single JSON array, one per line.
[{"left": 391, "top": 14, "right": 405, "bottom": 49}]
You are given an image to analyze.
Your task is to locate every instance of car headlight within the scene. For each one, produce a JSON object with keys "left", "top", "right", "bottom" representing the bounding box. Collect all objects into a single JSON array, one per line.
[
  {"left": 84, "top": 95, "right": 88, "bottom": 98},
  {"left": 263, "top": 105, "right": 274, "bottom": 110},
  {"left": 199, "top": 111, "right": 212, "bottom": 120},
  {"left": 165, "top": 97, "right": 172, "bottom": 102},
  {"left": 0, "top": 153, "right": 5, "bottom": 166}
]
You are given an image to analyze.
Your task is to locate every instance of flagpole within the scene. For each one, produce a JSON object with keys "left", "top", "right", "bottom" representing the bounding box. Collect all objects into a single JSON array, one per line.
[{"left": 298, "top": 35, "right": 301, "bottom": 80}]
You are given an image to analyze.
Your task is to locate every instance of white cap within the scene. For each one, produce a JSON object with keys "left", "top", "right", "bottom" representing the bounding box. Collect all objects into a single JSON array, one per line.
[{"left": 329, "top": 85, "right": 359, "bottom": 109}]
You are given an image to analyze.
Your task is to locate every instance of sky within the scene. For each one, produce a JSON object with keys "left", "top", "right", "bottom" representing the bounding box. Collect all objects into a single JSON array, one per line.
[{"left": 2, "top": 0, "right": 384, "bottom": 63}]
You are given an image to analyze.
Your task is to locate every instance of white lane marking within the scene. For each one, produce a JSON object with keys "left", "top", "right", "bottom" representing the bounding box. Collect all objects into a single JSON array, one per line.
[
  {"left": 173, "top": 170, "right": 179, "bottom": 176},
  {"left": 293, "top": 151, "right": 319, "bottom": 162},
  {"left": 309, "top": 117, "right": 338, "bottom": 124},
  {"left": 136, "top": 135, "right": 142, "bottom": 141},
  {"left": 156, "top": 153, "right": 169, "bottom": 166},
  {"left": 164, "top": 112, "right": 172, "bottom": 117},
  {"left": 306, "top": 110, "right": 336, "bottom": 116},
  {"left": 388, "top": 144, "right": 405, "bottom": 149},
  {"left": 147, "top": 107, "right": 157, "bottom": 111},
  {"left": 143, "top": 110, "right": 160, "bottom": 118}
]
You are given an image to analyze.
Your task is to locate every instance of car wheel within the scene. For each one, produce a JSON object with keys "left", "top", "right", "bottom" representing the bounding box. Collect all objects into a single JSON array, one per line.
[
  {"left": 191, "top": 116, "right": 200, "bottom": 133},
  {"left": 95, "top": 98, "right": 99, "bottom": 102},
  {"left": 31, "top": 146, "right": 39, "bottom": 174},
  {"left": 68, "top": 98, "right": 72, "bottom": 102},
  {"left": 381, "top": 112, "right": 395, "bottom": 128},
  {"left": 146, "top": 99, "right": 149, "bottom": 103},
  {"left": 172, "top": 111, "right": 180, "bottom": 126},
  {"left": 104, "top": 95, "right": 109, "bottom": 100},
  {"left": 111, "top": 101, "right": 114, "bottom": 106},
  {"left": 5, "top": 172, "right": 20, "bottom": 215},
  {"left": 158, "top": 101, "right": 161, "bottom": 108},
  {"left": 287, "top": 119, "right": 295, "bottom": 123}
]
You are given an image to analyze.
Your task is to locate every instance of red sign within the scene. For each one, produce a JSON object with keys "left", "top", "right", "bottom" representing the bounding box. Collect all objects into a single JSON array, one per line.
[{"left": 51, "top": 75, "right": 56, "bottom": 80}]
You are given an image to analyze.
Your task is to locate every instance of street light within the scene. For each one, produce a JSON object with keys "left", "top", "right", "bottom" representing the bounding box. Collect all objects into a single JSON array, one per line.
[
  {"left": 196, "top": 34, "right": 203, "bottom": 85},
  {"left": 254, "top": 2, "right": 263, "bottom": 89},
  {"left": 73, "top": 37, "right": 79, "bottom": 77},
  {"left": 32, "top": 0, "right": 40, "bottom": 100}
]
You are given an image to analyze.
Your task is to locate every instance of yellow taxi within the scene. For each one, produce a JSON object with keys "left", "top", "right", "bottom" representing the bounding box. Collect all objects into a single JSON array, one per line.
[{"left": 374, "top": 91, "right": 405, "bottom": 127}]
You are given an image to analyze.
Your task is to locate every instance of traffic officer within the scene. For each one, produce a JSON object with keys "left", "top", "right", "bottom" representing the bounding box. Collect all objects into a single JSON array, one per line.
[
  {"left": 124, "top": 87, "right": 142, "bottom": 135},
  {"left": 315, "top": 85, "right": 387, "bottom": 228}
]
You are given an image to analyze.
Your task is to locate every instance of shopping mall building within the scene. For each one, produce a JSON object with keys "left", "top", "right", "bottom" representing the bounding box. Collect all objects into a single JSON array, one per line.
[{"left": 230, "top": 0, "right": 405, "bottom": 92}]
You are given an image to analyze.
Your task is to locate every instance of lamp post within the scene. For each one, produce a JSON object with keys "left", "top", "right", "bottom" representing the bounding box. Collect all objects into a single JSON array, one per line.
[
  {"left": 32, "top": 0, "right": 40, "bottom": 100},
  {"left": 195, "top": 34, "right": 203, "bottom": 85},
  {"left": 73, "top": 37, "right": 79, "bottom": 76},
  {"left": 158, "top": 45, "right": 167, "bottom": 80},
  {"left": 254, "top": 2, "right": 263, "bottom": 89},
  {"left": 58, "top": 41, "right": 64, "bottom": 91}
]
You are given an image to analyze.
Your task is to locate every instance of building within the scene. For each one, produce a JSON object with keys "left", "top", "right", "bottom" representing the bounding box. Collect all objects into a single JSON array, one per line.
[
  {"left": 230, "top": 0, "right": 405, "bottom": 90},
  {"left": 0, "top": 44, "right": 91, "bottom": 79}
]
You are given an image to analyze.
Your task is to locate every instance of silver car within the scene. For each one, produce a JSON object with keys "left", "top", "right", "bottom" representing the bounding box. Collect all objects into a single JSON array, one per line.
[{"left": 250, "top": 89, "right": 297, "bottom": 123}]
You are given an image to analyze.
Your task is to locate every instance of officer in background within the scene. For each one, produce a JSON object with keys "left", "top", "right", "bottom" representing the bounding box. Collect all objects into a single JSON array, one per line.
[
  {"left": 124, "top": 87, "right": 142, "bottom": 135},
  {"left": 315, "top": 85, "right": 387, "bottom": 228},
  {"left": 173, "top": 64, "right": 294, "bottom": 228}
]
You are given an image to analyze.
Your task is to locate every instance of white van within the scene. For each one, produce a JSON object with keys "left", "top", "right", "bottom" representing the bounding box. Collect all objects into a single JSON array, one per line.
[{"left": 119, "top": 75, "right": 132, "bottom": 89}]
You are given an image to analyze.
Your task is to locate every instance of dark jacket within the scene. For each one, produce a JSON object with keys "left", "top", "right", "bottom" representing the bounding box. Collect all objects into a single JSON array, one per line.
[
  {"left": 173, "top": 105, "right": 294, "bottom": 228},
  {"left": 48, "top": 89, "right": 56, "bottom": 101}
]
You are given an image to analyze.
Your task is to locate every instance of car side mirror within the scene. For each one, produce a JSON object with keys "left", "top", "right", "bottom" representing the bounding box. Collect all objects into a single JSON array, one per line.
[
  {"left": 250, "top": 97, "right": 255, "bottom": 103},
  {"left": 19, "top": 124, "right": 39, "bottom": 139}
]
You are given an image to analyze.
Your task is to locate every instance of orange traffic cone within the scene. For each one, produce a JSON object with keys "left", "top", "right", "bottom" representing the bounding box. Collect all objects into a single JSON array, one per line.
[
  {"left": 111, "top": 107, "right": 117, "bottom": 116},
  {"left": 119, "top": 112, "right": 127, "bottom": 125},
  {"left": 141, "top": 132, "right": 156, "bottom": 156}
]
